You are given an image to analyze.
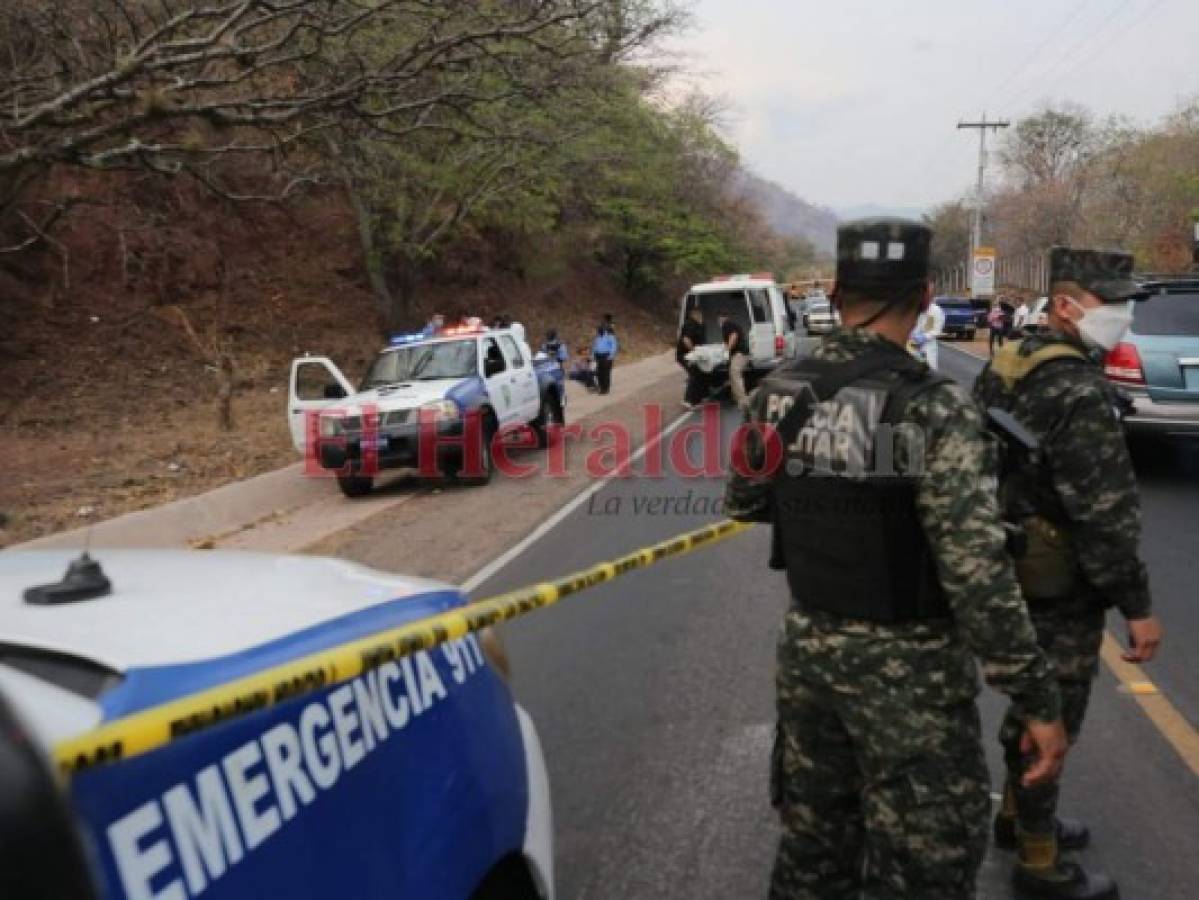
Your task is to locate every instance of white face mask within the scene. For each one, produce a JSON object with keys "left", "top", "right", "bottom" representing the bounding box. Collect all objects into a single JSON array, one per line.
[{"left": 1065, "top": 298, "right": 1134, "bottom": 351}]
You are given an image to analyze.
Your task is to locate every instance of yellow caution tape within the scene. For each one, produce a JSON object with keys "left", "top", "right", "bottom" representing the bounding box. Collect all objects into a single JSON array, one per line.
[{"left": 54, "top": 519, "right": 754, "bottom": 777}]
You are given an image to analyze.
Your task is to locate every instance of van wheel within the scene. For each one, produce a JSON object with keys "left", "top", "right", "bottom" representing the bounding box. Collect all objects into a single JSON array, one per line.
[
  {"left": 337, "top": 474, "right": 373, "bottom": 498},
  {"left": 459, "top": 415, "right": 495, "bottom": 486}
]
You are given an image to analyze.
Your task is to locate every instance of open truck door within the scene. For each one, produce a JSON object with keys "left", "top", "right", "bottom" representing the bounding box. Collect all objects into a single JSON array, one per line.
[{"left": 287, "top": 356, "right": 355, "bottom": 453}]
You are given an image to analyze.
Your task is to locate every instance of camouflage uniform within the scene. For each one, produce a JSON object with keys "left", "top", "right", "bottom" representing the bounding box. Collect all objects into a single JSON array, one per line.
[
  {"left": 728, "top": 327, "right": 1061, "bottom": 899},
  {"left": 973, "top": 330, "right": 1152, "bottom": 835}
]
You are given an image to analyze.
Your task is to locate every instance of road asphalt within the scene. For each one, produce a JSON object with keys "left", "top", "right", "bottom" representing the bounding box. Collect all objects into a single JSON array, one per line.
[{"left": 456, "top": 341, "right": 1199, "bottom": 900}]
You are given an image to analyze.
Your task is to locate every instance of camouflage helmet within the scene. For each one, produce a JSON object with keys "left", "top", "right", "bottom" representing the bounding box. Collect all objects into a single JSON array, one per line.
[{"left": 1049, "top": 247, "right": 1147, "bottom": 303}]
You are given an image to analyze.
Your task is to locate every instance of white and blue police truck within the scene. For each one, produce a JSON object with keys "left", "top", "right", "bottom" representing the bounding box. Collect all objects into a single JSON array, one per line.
[
  {"left": 288, "top": 322, "right": 567, "bottom": 497},
  {"left": 0, "top": 549, "right": 554, "bottom": 900}
]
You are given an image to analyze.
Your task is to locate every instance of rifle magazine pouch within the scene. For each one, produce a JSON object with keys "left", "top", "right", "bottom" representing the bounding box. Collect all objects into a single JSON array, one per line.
[{"left": 1014, "top": 516, "right": 1077, "bottom": 601}]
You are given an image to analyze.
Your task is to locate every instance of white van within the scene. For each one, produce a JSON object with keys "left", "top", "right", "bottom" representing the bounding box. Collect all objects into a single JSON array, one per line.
[{"left": 678, "top": 274, "right": 799, "bottom": 385}]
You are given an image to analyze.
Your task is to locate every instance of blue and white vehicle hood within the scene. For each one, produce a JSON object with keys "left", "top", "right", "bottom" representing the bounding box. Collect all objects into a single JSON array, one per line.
[
  {"left": 0, "top": 550, "right": 466, "bottom": 744},
  {"left": 342, "top": 377, "right": 473, "bottom": 415}
]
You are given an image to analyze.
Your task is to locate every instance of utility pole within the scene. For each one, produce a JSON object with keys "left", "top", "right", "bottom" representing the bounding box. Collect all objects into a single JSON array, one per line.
[{"left": 958, "top": 115, "right": 1009, "bottom": 293}]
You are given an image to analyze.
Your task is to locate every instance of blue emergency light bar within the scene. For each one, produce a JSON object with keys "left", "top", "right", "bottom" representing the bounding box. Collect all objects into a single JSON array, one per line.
[{"left": 388, "top": 332, "right": 426, "bottom": 346}]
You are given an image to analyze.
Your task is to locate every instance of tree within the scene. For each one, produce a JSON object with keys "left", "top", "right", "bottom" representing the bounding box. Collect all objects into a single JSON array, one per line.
[
  {"left": 924, "top": 199, "right": 972, "bottom": 274},
  {"left": 0, "top": 0, "right": 623, "bottom": 251}
]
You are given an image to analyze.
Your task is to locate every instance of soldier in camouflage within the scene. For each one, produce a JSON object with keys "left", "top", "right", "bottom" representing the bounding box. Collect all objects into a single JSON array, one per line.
[
  {"left": 974, "top": 248, "right": 1163, "bottom": 900},
  {"left": 727, "top": 218, "right": 1068, "bottom": 899}
]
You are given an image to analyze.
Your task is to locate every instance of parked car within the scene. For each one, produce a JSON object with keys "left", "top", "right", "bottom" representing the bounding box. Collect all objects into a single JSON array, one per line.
[
  {"left": 803, "top": 298, "right": 840, "bottom": 334},
  {"left": 1104, "top": 280, "right": 1199, "bottom": 437},
  {"left": 1024, "top": 297, "right": 1050, "bottom": 333},
  {"left": 0, "top": 549, "right": 553, "bottom": 900},
  {"left": 934, "top": 297, "right": 978, "bottom": 340},
  {"left": 289, "top": 322, "right": 566, "bottom": 496},
  {"left": 678, "top": 274, "right": 800, "bottom": 386}
]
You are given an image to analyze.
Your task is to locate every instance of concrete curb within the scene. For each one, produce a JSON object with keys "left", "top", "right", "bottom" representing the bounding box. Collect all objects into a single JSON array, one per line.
[{"left": 9, "top": 352, "right": 681, "bottom": 553}]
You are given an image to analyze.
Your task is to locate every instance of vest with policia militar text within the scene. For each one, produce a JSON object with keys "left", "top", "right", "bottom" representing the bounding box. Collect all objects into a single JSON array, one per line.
[{"left": 762, "top": 344, "right": 953, "bottom": 623}]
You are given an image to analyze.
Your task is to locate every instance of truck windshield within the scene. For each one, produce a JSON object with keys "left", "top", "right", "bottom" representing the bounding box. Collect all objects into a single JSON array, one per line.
[{"left": 362, "top": 339, "right": 477, "bottom": 387}]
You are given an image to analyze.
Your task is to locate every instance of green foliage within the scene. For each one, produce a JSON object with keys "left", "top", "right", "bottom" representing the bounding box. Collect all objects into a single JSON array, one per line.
[{"left": 331, "top": 3, "right": 802, "bottom": 323}]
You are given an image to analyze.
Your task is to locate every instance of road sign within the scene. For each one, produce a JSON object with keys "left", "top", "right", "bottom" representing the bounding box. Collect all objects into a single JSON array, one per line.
[{"left": 972, "top": 247, "right": 996, "bottom": 299}]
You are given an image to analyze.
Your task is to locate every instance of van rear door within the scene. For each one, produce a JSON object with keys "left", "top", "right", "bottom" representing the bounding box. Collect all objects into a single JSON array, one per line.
[
  {"left": 745, "top": 287, "right": 776, "bottom": 365},
  {"left": 685, "top": 290, "right": 751, "bottom": 348}
]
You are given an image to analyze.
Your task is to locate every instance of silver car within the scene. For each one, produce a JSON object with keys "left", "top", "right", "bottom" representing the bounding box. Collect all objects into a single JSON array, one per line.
[{"left": 803, "top": 298, "right": 839, "bottom": 334}]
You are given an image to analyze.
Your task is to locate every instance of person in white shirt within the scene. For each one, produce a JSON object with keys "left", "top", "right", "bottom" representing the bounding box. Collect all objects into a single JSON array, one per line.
[
  {"left": 912, "top": 300, "right": 946, "bottom": 369},
  {"left": 1012, "top": 299, "right": 1031, "bottom": 334}
]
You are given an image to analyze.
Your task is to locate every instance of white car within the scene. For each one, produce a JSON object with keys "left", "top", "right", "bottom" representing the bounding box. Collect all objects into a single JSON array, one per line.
[
  {"left": 803, "top": 298, "right": 840, "bottom": 334},
  {"left": 0, "top": 549, "right": 553, "bottom": 900},
  {"left": 1024, "top": 297, "right": 1050, "bottom": 332}
]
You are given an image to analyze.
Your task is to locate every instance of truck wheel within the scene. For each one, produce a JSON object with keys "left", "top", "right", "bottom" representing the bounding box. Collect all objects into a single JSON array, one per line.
[
  {"left": 459, "top": 416, "right": 495, "bottom": 486},
  {"left": 337, "top": 474, "right": 373, "bottom": 498}
]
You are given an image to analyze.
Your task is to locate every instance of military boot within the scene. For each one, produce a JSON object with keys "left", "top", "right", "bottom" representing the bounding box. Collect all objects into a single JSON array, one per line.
[
  {"left": 1011, "top": 830, "right": 1118, "bottom": 900},
  {"left": 993, "top": 785, "right": 1090, "bottom": 851},
  {"left": 995, "top": 814, "right": 1090, "bottom": 851}
]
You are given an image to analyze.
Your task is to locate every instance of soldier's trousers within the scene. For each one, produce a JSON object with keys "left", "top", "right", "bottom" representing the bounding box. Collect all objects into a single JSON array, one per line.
[
  {"left": 770, "top": 620, "right": 991, "bottom": 899},
  {"left": 999, "top": 607, "right": 1105, "bottom": 835}
]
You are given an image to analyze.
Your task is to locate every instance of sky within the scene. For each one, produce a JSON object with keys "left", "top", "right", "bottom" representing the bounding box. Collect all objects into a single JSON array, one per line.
[{"left": 673, "top": 0, "right": 1199, "bottom": 214}]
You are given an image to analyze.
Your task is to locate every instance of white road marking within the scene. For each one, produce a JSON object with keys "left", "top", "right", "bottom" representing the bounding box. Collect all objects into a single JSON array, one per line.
[{"left": 460, "top": 407, "right": 699, "bottom": 593}]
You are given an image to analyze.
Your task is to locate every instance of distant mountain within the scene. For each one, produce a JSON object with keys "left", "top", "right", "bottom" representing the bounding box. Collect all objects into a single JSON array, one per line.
[
  {"left": 837, "top": 204, "right": 929, "bottom": 222},
  {"left": 730, "top": 170, "right": 839, "bottom": 253}
]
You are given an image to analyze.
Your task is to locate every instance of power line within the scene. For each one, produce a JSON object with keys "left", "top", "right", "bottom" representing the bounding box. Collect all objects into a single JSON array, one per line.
[
  {"left": 911, "top": 0, "right": 1120, "bottom": 205},
  {"left": 1048, "top": 0, "right": 1173, "bottom": 97},
  {"left": 984, "top": 0, "right": 1092, "bottom": 108},
  {"left": 999, "top": 0, "right": 1137, "bottom": 112}
]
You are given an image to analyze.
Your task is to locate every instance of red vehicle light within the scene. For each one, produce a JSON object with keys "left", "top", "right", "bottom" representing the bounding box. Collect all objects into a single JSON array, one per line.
[
  {"left": 1104, "top": 342, "right": 1146, "bottom": 385},
  {"left": 775, "top": 335, "right": 785, "bottom": 355}
]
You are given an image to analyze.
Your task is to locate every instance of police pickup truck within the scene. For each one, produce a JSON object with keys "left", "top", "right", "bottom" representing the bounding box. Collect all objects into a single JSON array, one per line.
[
  {"left": 289, "top": 322, "right": 566, "bottom": 497},
  {"left": 0, "top": 549, "right": 554, "bottom": 900}
]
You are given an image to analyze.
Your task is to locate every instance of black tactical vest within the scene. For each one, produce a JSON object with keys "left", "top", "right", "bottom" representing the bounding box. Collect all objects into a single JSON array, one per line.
[{"left": 764, "top": 347, "right": 952, "bottom": 623}]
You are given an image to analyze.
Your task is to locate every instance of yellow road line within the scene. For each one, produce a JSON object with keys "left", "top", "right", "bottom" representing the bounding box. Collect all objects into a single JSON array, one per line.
[
  {"left": 53, "top": 519, "right": 754, "bottom": 778},
  {"left": 1100, "top": 632, "right": 1199, "bottom": 778}
]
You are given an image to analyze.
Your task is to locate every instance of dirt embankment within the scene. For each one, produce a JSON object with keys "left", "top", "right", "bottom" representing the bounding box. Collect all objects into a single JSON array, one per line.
[{"left": 0, "top": 178, "right": 677, "bottom": 548}]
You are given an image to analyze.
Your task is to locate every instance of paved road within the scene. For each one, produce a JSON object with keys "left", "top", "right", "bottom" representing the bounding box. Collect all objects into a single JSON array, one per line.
[{"left": 462, "top": 346, "right": 1199, "bottom": 899}]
